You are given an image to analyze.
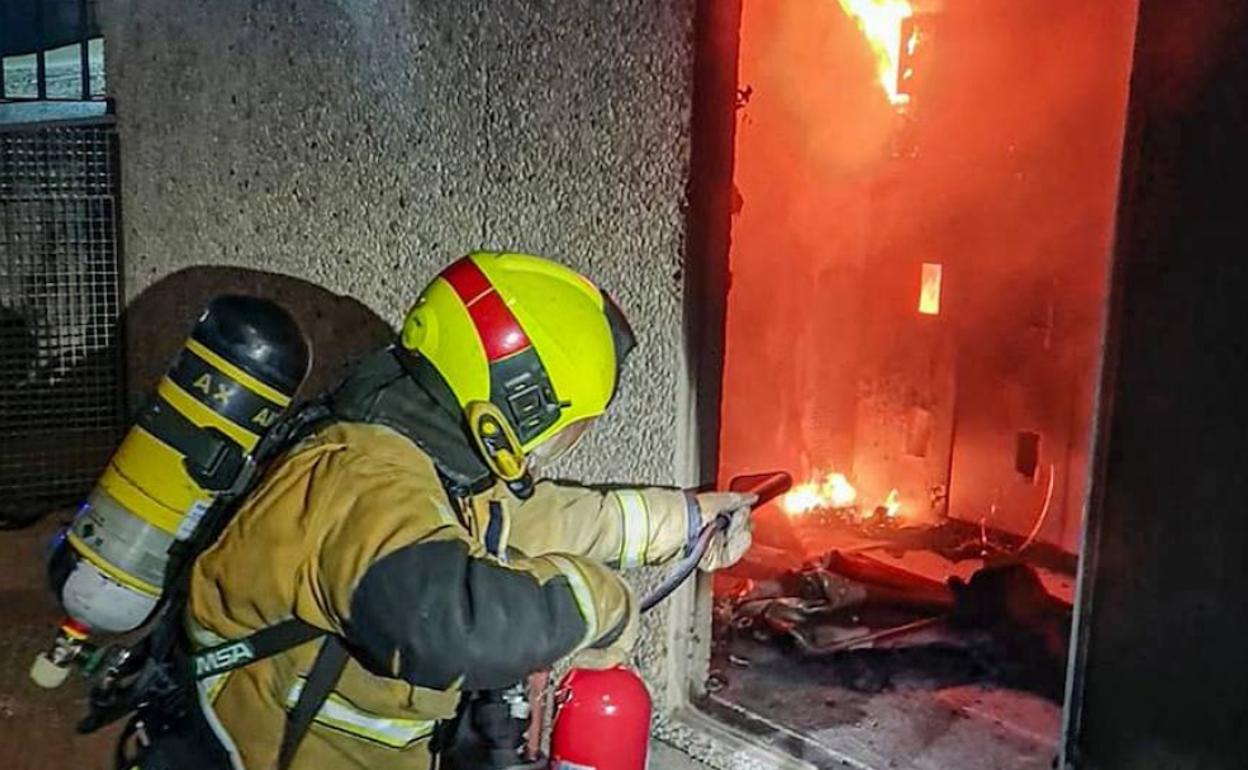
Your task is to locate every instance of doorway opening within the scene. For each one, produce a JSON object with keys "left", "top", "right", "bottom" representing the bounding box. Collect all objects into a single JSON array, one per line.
[{"left": 703, "top": 2, "right": 1138, "bottom": 768}]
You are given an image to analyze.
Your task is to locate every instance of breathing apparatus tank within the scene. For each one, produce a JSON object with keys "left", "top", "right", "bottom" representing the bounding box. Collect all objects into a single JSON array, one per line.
[{"left": 32, "top": 296, "right": 308, "bottom": 688}]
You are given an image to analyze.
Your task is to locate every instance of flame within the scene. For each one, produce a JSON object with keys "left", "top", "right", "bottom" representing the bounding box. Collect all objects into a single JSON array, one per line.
[
  {"left": 835, "top": 0, "right": 913, "bottom": 106},
  {"left": 781, "top": 472, "right": 858, "bottom": 515},
  {"left": 780, "top": 472, "right": 908, "bottom": 523},
  {"left": 882, "top": 488, "right": 903, "bottom": 518}
]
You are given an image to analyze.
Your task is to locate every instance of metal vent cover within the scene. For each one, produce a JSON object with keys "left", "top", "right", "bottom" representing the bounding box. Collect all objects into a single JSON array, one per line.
[{"left": 0, "top": 123, "right": 124, "bottom": 524}]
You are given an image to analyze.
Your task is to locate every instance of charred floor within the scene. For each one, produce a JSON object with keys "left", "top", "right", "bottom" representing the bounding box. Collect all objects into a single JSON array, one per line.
[{"left": 704, "top": 513, "right": 1072, "bottom": 770}]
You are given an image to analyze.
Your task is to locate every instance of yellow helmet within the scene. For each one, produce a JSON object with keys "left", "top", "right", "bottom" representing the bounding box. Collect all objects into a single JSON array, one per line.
[{"left": 401, "top": 252, "right": 635, "bottom": 475}]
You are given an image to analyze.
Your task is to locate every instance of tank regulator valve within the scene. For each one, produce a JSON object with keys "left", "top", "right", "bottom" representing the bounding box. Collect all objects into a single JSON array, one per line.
[{"left": 30, "top": 618, "right": 94, "bottom": 689}]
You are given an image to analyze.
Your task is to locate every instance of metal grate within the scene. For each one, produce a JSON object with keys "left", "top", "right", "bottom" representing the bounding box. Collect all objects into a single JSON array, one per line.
[{"left": 0, "top": 123, "right": 124, "bottom": 522}]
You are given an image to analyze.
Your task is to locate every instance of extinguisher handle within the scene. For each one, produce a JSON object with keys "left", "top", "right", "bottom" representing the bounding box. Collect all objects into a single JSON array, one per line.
[{"left": 727, "top": 471, "right": 793, "bottom": 505}]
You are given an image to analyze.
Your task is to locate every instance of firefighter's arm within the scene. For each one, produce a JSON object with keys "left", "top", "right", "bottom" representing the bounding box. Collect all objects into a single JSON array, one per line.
[
  {"left": 508, "top": 480, "right": 695, "bottom": 569},
  {"left": 318, "top": 519, "right": 636, "bottom": 691}
]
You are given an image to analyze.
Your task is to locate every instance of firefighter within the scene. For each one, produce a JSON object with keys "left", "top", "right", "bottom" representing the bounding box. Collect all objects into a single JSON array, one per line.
[{"left": 176, "top": 252, "right": 756, "bottom": 770}]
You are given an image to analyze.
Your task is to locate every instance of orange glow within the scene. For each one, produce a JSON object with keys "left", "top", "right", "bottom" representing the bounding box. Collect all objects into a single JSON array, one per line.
[
  {"left": 781, "top": 471, "right": 858, "bottom": 515},
  {"left": 882, "top": 488, "right": 903, "bottom": 519},
  {"left": 835, "top": 0, "right": 913, "bottom": 107},
  {"left": 919, "top": 262, "right": 942, "bottom": 315},
  {"left": 718, "top": 0, "right": 1139, "bottom": 558}
]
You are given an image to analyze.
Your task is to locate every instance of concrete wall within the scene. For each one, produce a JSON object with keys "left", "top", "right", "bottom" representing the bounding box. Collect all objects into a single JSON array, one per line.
[
  {"left": 101, "top": 0, "right": 695, "bottom": 510},
  {"left": 100, "top": 0, "right": 740, "bottom": 765}
]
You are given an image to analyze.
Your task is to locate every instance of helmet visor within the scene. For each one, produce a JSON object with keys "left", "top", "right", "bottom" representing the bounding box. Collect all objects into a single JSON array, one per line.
[{"left": 528, "top": 418, "right": 594, "bottom": 468}]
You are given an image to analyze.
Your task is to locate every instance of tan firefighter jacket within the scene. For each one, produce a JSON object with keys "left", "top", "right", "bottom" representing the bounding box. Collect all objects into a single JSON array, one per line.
[{"left": 186, "top": 421, "right": 692, "bottom": 770}]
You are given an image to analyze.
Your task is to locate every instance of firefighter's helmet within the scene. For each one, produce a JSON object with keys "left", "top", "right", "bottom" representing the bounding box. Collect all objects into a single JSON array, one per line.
[{"left": 401, "top": 252, "right": 635, "bottom": 479}]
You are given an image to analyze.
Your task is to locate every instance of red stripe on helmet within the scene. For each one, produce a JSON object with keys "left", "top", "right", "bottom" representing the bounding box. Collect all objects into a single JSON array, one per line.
[
  {"left": 441, "top": 257, "right": 493, "bottom": 303},
  {"left": 441, "top": 257, "right": 532, "bottom": 361}
]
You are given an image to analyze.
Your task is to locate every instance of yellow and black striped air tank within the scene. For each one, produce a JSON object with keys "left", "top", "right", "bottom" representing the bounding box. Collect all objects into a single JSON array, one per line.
[{"left": 55, "top": 296, "right": 309, "bottom": 633}]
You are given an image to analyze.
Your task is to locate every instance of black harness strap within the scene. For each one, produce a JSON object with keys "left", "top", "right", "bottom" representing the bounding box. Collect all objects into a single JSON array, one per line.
[
  {"left": 138, "top": 396, "right": 245, "bottom": 492},
  {"left": 277, "top": 636, "right": 350, "bottom": 770},
  {"left": 190, "top": 619, "right": 327, "bottom": 681},
  {"left": 191, "top": 619, "right": 349, "bottom": 770}
]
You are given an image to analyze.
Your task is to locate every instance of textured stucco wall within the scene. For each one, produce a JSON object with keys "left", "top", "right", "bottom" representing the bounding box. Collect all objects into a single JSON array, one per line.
[
  {"left": 103, "top": 0, "right": 694, "bottom": 481},
  {"left": 101, "top": 0, "right": 732, "bottom": 765}
]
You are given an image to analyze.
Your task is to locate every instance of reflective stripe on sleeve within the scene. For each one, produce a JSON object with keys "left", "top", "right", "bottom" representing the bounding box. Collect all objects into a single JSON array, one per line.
[{"left": 612, "top": 490, "right": 651, "bottom": 569}]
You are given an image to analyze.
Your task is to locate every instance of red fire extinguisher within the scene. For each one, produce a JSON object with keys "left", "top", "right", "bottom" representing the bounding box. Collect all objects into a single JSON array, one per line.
[
  {"left": 545, "top": 472, "right": 791, "bottom": 770},
  {"left": 549, "top": 666, "right": 652, "bottom": 770}
]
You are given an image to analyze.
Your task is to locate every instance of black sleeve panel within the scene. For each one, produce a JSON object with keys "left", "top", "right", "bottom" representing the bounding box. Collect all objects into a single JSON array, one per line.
[{"left": 345, "top": 539, "right": 589, "bottom": 691}]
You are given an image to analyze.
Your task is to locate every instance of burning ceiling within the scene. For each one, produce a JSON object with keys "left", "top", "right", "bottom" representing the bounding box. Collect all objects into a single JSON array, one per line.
[{"left": 835, "top": 0, "right": 917, "bottom": 108}]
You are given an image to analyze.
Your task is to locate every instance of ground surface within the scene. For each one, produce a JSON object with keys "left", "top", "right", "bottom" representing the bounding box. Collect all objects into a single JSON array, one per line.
[
  {"left": 652, "top": 740, "right": 711, "bottom": 770},
  {"left": 0, "top": 515, "right": 119, "bottom": 769},
  {"left": 708, "top": 635, "right": 1059, "bottom": 770}
]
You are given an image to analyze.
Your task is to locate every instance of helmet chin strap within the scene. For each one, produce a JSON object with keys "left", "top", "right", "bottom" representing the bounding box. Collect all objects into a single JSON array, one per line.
[{"left": 465, "top": 400, "right": 535, "bottom": 499}]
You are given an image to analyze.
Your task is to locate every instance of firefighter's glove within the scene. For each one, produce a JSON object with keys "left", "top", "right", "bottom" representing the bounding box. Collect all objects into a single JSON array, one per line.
[{"left": 691, "top": 491, "right": 757, "bottom": 572}]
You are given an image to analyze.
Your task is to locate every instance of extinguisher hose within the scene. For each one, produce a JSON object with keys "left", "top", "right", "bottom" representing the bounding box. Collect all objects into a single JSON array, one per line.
[
  {"left": 638, "top": 469, "right": 792, "bottom": 614},
  {"left": 638, "top": 515, "right": 728, "bottom": 613}
]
